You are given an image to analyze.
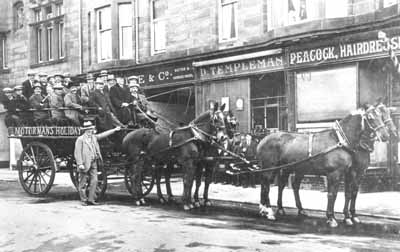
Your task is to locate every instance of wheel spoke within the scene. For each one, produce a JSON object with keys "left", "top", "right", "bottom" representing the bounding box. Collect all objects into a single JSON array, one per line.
[
  {"left": 37, "top": 173, "right": 43, "bottom": 193},
  {"left": 37, "top": 166, "right": 52, "bottom": 171},
  {"left": 30, "top": 146, "right": 37, "bottom": 164},
  {"left": 33, "top": 173, "right": 38, "bottom": 193},
  {"left": 23, "top": 171, "right": 35, "bottom": 183},
  {"left": 27, "top": 172, "right": 37, "bottom": 189}
]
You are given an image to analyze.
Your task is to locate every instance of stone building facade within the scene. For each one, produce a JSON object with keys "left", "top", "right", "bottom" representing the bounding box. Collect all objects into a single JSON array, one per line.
[{"left": 0, "top": 0, "right": 400, "bottom": 189}]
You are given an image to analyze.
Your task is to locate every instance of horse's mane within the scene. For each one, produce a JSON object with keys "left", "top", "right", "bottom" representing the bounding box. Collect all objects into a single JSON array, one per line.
[{"left": 191, "top": 110, "right": 211, "bottom": 124}]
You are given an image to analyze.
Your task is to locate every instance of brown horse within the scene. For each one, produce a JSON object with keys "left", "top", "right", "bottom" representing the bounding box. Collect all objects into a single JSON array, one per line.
[
  {"left": 342, "top": 102, "right": 397, "bottom": 226},
  {"left": 122, "top": 104, "right": 227, "bottom": 210},
  {"left": 256, "top": 105, "right": 391, "bottom": 228}
]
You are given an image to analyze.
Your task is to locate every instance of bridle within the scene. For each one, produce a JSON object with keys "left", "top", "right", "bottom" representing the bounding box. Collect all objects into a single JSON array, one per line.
[
  {"left": 189, "top": 109, "right": 227, "bottom": 142},
  {"left": 362, "top": 106, "right": 387, "bottom": 141}
]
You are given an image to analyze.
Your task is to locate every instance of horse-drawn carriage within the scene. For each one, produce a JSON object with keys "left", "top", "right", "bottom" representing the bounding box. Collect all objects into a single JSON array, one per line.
[
  {"left": 8, "top": 100, "right": 397, "bottom": 228},
  {"left": 7, "top": 108, "right": 155, "bottom": 200}
]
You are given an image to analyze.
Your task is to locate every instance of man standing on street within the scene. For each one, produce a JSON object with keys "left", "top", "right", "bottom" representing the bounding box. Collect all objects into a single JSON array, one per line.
[{"left": 74, "top": 121, "right": 121, "bottom": 205}]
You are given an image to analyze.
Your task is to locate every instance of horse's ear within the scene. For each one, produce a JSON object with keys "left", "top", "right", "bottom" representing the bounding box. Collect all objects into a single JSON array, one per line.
[
  {"left": 220, "top": 103, "right": 226, "bottom": 112},
  {"left": 361, "top": 103, "right": 371, "bottom": 111},
  {"left": 213, "top": 102, "right": 219, "bottom": 112},
  {"left": 375, "top": 97, "right": 384, "bottom": 105}
]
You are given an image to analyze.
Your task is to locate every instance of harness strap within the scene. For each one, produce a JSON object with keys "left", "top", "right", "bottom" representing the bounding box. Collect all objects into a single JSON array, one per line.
[{"left": 334, "top": 120, "right": 349, "bottom": 148}]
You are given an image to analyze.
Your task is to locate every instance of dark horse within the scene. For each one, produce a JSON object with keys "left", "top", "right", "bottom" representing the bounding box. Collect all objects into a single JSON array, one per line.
[
  {"left": 256, "top": 105, "right": 391, "bottom": 228},
  {"left": 122, "top": 104, "right": 227, "bottom": 210},
  {"left": 341, "top": 102, "right": 397, "bottom": 226},
  {"left": 192, "top": 110, "right": 239, "bottom": 207}
]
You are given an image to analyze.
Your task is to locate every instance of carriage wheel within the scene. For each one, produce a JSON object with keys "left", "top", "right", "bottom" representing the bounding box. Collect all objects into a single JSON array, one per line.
[
  {"left": 124, "top": 160, "right": 155, "bottom": 197},
  {"left": 18, "top": 142, "right": 56, "bottom": 196},
  {"left": 68, "top": 160, "right": 108, "bottom": 200}
]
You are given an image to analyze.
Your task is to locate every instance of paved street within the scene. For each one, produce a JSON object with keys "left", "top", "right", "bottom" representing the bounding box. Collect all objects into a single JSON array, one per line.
[{"left": 1, "top": 179, "right": 400, "bottom": 252}]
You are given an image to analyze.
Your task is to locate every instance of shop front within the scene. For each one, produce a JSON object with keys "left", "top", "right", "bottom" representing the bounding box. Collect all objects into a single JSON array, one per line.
[
  {"left": 121, "top": 61, "right": 196, "bottom": 127},
  {"left": 287, "top": 27, "right": 400, "bottom": 189},
  {"left": 193, "top": 49, "right": 288, "bottom": 135}
]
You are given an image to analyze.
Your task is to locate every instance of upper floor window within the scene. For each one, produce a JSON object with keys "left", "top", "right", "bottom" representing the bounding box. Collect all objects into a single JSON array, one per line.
[
  {"left": 151, "top": 0, "right": 166, "bottom": 54},
  {"left": 31, "top": 1, "right": 65, "bottom": 65},
  {"left": 1, "top": 35, "right": 8, "bottom": 70},
  {"left": 119, "top": 3, "right": 133, "bottom": 59},
  {"left": 34, "top": 8, "right": 42, "bottom": 22},
  {"left": 55, "top": 3, "right": 63, "bottom": 16},
  {"left": 219, "top": 0, "right": 238, "bottom": 42},
  {"left": 97, "top": 6, "right": 112, "bottom": 62},
  {"left": 14, "top": 2, "right": 24, "bottom": 30}
]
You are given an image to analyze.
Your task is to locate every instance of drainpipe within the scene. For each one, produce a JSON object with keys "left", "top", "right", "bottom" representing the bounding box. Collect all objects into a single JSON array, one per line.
[
  {"left": 134, "top": 0, "right": 139, "bottom": 64},
  {"left": 78, "top": 0, "right": 83, "bottom": 74}
]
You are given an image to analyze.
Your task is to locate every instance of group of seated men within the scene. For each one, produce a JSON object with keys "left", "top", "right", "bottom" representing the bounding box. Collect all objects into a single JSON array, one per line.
[{"left": 0, "top": 69, "right": 156, "bottom": 130}]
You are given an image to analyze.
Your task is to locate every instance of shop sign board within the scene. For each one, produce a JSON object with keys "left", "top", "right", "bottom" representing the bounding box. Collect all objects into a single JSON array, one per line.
[
  {"left": 132, "top": 63, "right": 194, "bottom": 86},
  {"left": 289, "top": 35, "right": 400, "bottom": 67},
  {"left": 198, "top": 54, "right": 286, "bottom": 80}
]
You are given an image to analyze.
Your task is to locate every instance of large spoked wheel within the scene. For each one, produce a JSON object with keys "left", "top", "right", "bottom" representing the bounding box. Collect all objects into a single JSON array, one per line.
[
  {"left": 18, "top": 142, "right": 56, "bottom": 196},
  {"left": 124, "top": 160, "right": 155, "bottom": 197},
  {"left": 69, "top": 160, "right": 108, "bottom": 200}
]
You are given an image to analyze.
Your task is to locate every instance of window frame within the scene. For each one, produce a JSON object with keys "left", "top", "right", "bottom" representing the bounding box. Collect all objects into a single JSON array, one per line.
[
  {"left": 218, "top": 0, "right": 238, "bottom": 43},
  {"left": 150, "top": 0, "right": 167, "bottom": 55},
  {"left": 118, "top": 2, "right": 133, "bottom": 59},
  {"left": 96, "top": 5, "right": 112, "bottom": 62},
  {"left": 47, "top": 25, "right": 53, "bottom": 61},
  {"left": 1, "top": 35, "right": 8, "bottom": 70}
]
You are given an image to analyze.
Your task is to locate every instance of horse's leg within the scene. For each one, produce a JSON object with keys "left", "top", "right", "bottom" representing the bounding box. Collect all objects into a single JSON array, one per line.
[
  {"left": 155, "top": 165, "right": 166, "bottom": 204},
  {"left": 182, "top": 159, "right": 196, "bottom": 211},
  {"left": 259, "top": 172, "right": 275, "bottom": 220},
  {"left": 349, "top": 171, "right": 363, "bottom": 224},
  {"left": 203, "top": 162, "right": 213, "bottom": 207},
  {"left": 292, "top": 173, "right": 307, "bottom": 216},
  {"left": 326, "top": 171, "right": 341, "bottom": 228},
  {"left": 193, "top": 163, "right": 203, "bottom": 208},
  {"left": 276, "top": 171, "right": 290, "bottom": 216},
  {"left": 343, "top": 171, "right": 354, "bottom": 226},
  {"left": 165, "top": 161, "right": 175, "bottom": 202},
  {"left": 130, "top": 161, "right": 143, "bottom": 206}
]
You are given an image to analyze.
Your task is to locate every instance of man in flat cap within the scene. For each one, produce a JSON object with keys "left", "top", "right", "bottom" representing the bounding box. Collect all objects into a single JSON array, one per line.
[
  {"left": 80, "top": 73, "right": 95, "bottom": 105},
  {"left": 39, "top": 73, "right": 48, "bottom": 96},
  {"left": 49, "top": 83, "right": 66, "bottom": 125},
  {"left": 1, "top": 87, "right": 20, "bottom": 126},
  {"left": 126, "top": 75, "right": 157, "bottom": 128},
  {"left": 22, "top": 70, "right": 36, "bottom": 99},
  {"left": 64, "top": 84, "right": 83, "bottom": 125},
  {"left": 29, "top": 83, "right": 49, "bottom": 124}
]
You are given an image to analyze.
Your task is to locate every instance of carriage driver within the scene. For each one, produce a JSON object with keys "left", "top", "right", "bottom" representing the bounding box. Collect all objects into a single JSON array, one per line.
[
  {"left": 127, "top": 75, "right": 158, "bottom": 127},
  {"left": 74, "top": 121, "right": 121, "bottom": 206}
]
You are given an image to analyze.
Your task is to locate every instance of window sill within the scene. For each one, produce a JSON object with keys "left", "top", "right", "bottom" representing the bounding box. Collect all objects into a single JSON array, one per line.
[
  {"left": 30, "top": 57, "right": 67, "bottom": 68},
  {"left": 0, "top": 68, "right": 10, "bottom": 74}
]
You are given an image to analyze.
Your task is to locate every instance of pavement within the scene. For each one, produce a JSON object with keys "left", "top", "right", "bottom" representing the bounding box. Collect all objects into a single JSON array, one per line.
[{"left": 2, "top": 168, "right": 400, "bottom": 233}]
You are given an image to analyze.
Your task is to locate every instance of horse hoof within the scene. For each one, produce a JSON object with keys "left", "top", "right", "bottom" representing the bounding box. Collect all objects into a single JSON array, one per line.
[
  {"left": 298, "top": 210, "right": 308, "bottom": 217},
  {"left": 351, "top": 216, "right": 361, "bottom": 224},
  {"left": 159, "top": 198, "right": 166, "bottom": 204},
  {"left": 183, "top": 204, "right": 191, "bottom": 211},
  {"left": 140, "top": 198, "right": 147, "bottom": 205},
  {"left": 344, "top": 218, "right": 354, "bottom": 226},
  {"left": 204, "top": 200, "right": 212, "bottom": 207},
  {"left": 194, "top": 201, "right": 201, "bottom": 208},
  {"left": 327, "top": 218, "right": 338, "bottom": 228},
  {"left": 135, "top": 200, "right": 141, "bottom": 206},
  {"left": 189, "top": 203, "right": 195, "bottom": 209},
  {"left": 167, "top": 196, "right": 175, "bottom": 203},
  {"left": 276, "top": 208, "right": 286, "bottom": 216},
  {"left": 267, "top": 214, "right": 276, "bottom": 221}
]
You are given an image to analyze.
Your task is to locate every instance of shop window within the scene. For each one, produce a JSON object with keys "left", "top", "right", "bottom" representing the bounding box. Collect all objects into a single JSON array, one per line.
[
  {"left": 219, "top": 0, "right": 238, "bottom": 42},
  {"left": 31, "top": 2, "right": 65, "bottom": 65},
  {"left": 1, "top": 35, "right": 8, "bottom": 70},
  {"left": 296, "top": 65, "right": 357, "bottom": 122},
  {"left": 97, "top": 6, "right": 112, "bottom": 62},
  {"left": 14, "top": 2, "right": 24, "bottom": 30},
  {"left": 151, "top": 0, "right": 166, "bottom": 54},
  {"left": 118, "top": 3, "right": 133, "bottom": 59}
]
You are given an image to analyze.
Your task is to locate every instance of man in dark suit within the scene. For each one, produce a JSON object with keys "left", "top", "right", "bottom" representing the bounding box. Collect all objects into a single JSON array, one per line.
[
  {"left": 22, "top": 70, "right": 36, "bottom": 99},
  {"left": 89, "top": 78, "right": 125, "bottom": 130},
  {"left": 109, "top": 74, "right": 130, "bottom": 123}
]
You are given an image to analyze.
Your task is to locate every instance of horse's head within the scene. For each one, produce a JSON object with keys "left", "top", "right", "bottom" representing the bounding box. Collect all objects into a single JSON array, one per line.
[
  {"left": 210, "top": 103, "right": 227, "bottom": 142},
  {"left": 190, "top": 103, "right": 227, "bottom": 142},
  {"left": 363, "top": 104, "right": 391, "bottom": 142},
  {"left": 224, "top": 110, "right": 239, "bottom": 139},
  {"left": 375, "top": 101, "right": 398, "bottom": 140}
]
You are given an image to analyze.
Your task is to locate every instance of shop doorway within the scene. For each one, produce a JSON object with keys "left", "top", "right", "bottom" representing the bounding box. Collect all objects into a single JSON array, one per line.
[{"left": 250, "top": 72, "right": 287, "bottom": 136}]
